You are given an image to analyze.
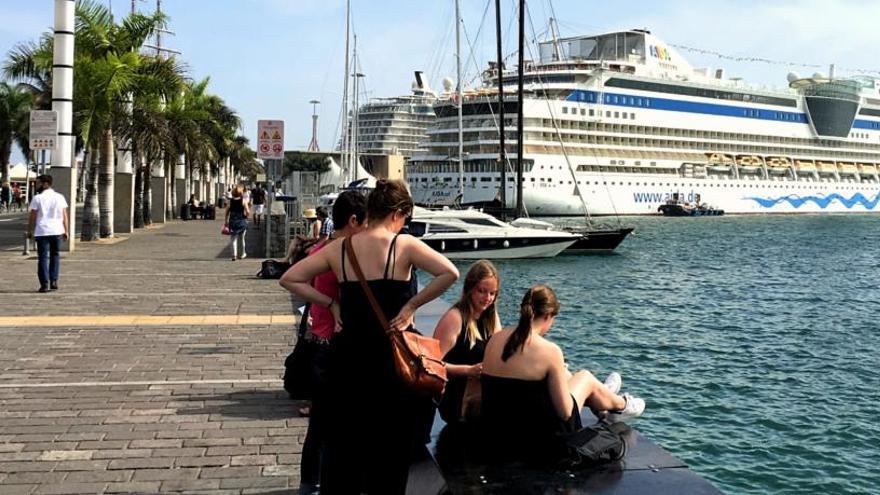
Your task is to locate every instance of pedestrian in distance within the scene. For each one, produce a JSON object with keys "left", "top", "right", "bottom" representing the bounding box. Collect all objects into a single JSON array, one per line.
[
  {"left": 316, "top": 206, "right": 333, "bottom": 242},
  {"left": 252, "top": 185, "right": 266, "bottom": 227},
  {"left": 224, "top": 185, "right": 250, "bottom": 261},
  {"left": 26, "top": 175, "right": 69, "bottom": 293},
  {"left": 280, "top": 179, "right": 459, "bottom": 494},
  {"left": 0, "top": 181, "right": 11, "bottom": 212},
  {"left": 12, "top": 183, "right": 23, "bottom": 211}
]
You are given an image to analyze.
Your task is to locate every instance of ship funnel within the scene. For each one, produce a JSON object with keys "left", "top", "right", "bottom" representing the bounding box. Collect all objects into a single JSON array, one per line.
[
  {"left": 715, "top": 68, "right": 725, "bottom": 79},
  {"left": 414, "top": 71, "right": 425, "bottom": 89}
]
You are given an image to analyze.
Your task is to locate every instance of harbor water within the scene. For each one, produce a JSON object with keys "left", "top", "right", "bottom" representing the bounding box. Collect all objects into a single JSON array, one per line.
[{"left": 446, "top": 214, "right": 880, "bottom": 495}]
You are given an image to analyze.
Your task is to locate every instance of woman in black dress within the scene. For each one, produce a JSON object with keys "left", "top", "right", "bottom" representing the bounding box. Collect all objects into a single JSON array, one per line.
[
  {"left": 481, "top": 285, "right": 646, "bottom": 463},
  {"left": 281, "top": 180, "right": 459, "bottom": 494},
  {"left": 433, "top": 260, "right": 501, "bottom": 424}
]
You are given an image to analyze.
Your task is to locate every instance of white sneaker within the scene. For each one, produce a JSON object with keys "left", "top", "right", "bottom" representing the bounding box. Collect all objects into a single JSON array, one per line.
[
  {"left": 603, "top": 372, "right": 622, "bottom": 395},
  {"left": 240, "top": 253, "right": 247, "bottom": 260},
  {"left": 607, "top": 393, "right": 645, "bottom": 422}
]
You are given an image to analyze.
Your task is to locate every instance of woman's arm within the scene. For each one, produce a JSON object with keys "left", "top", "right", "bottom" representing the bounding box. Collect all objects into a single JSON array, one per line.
[
  {"left": 545, "top": 344, "right": 576, "bottom": 420},
  {"left": 279, "top": 243, "right": 341, "bottom": 328},
  {"left": 224, "top": 206, "right": 230, "bottom": 224},
  {"left": 433, "top": 309, "right": 481, "bottom": 377},
  {"left": 388, "top": 236, "right": 459, "bottom": 330}
]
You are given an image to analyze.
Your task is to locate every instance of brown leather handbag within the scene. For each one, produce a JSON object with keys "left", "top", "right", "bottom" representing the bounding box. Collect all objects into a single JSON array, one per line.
[{"left": 344, "top": 239, "right": 448, "bottom": 403}]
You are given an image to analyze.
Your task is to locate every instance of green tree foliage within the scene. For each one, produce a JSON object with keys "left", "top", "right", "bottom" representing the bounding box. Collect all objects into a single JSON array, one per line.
[{"left": 283, "top": 152, "right": 330, "bottom": 177}]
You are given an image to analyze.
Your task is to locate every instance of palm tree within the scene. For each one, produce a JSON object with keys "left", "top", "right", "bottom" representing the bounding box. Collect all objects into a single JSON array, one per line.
[
  {"left": 0, "top": 82, "right": 33, "bottom": 184},
  {"left": 74, "top": 1, "right": 168, "bottom": 239}
]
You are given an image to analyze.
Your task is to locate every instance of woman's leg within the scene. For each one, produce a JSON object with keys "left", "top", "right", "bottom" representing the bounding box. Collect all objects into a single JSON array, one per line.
[
  {"left": 230, "top": 233, "right": 239, "bottom": 259},
  {"left": 569, "top": 370, "right": 625, "bottom": 412},
  {"left": 239, "top": 230, "right": 247, "bottom": 258}
]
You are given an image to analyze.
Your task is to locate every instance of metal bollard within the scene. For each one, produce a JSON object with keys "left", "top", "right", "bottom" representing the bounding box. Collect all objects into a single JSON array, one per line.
[{"left": 23, "top": 232, "right": 31, "bottom": 256}]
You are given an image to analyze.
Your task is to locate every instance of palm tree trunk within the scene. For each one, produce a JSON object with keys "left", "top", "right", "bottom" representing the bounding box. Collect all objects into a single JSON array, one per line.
[
  {"left": 80, "top": 146, "right": 100, "bottom": 241},
  {"left": 98, "top": 129, "right": 115, "bottom": 238},
  {"left": 1, "top": 141, "right": 11, "bottom": 184},
  {"left": 133, "top": 154, "right": 144, "bottom": 229},
  {"left": 143, "top": 161, "right": 152, "bottom": 226},
  {"left": 185, "top": 155, "right": 192, "bottom": 200},
  {"left": 165, "top": 160, "right": 174, "bottom": 219}
]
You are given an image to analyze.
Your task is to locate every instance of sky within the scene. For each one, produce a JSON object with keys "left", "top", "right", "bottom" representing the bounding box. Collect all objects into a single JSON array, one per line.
[{"left": 2, "top": 0, "right": 880, "bottom": 164}]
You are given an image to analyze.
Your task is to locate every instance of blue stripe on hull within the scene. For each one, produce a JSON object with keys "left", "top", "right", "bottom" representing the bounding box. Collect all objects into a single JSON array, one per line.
[{"left": 565, "top": 90, "right": 880, "bottom": 130}]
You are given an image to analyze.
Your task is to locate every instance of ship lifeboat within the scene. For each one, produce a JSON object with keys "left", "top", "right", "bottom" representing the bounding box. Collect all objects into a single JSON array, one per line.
[
  {"left": 859, "top": 163, "right": 878, "bottom": 175},
  {"left": 766, "top": 156, "right": 791, "bottom": 174},
  {"left": 837, "top": 162, "right": 859, "bottom": 175},
  {"left": 736, "top": 155, "right": 762, "bottom": 172},
  {"left": 795, "top": 159, "right": 817, "bottom": 172},
  {"left": 707, "top": 152, "right": 734, "bottom": 172},
  {"left": 817, "top": 160, "right": 838, "bottom": 175}
]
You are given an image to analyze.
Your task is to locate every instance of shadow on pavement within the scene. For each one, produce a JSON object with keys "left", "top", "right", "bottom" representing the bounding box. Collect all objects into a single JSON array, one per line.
[{"left": 173, "top": 389, "right": 303, "bottom": 421}]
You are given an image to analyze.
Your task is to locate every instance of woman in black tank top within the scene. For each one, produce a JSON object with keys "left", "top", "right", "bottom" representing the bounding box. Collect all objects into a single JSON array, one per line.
[
  {"left": 280, "top": 180, "right": 458, "bottom": 494},
  {"left": 433, "top": 260, "right": 501, "bottom": 424}
]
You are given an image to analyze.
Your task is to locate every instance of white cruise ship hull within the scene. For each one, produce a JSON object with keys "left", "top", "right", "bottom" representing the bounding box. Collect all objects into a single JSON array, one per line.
[{"left": 411, "top": 174, "right": 880, "bottom": 215}]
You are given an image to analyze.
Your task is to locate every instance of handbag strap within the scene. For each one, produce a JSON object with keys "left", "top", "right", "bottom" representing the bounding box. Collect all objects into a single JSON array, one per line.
[{"left": 344, "top": 237, "right": 392, "bottom": 333}]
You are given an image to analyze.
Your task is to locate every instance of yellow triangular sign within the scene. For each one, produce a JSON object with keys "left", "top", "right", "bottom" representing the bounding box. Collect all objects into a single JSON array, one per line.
[
  {"left": 261, "top": 131, "right": 270, "bottom": 139},
  {"left": 272, "top": 131, "right": 282, "bottom": 139}
]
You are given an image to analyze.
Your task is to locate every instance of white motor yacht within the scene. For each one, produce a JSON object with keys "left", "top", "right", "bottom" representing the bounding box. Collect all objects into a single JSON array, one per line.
[{"left": 408, "top": 207, "right": 578, "bottom": 259}]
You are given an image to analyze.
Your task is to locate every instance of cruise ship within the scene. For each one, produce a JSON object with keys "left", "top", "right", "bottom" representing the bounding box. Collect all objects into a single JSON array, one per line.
[
  {"left": 407, "top": 29, "right": 880, "bottom": 215},
  {"left": 348, "top": 71, "right": 437, "bottom": 158}
]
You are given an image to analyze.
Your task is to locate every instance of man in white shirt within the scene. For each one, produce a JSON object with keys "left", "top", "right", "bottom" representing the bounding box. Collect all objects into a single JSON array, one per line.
[{"left": 27, "top": 175, "right": 69, "bottom": 293}]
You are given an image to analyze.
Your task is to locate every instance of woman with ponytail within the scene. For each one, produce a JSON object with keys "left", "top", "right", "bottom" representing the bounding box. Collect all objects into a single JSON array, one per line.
[
  {"left": 481, "top": 285, "right": 645, "bottom": 462},
  {"left": 433, "top": 260, "right": 502, "bottom": 424}
]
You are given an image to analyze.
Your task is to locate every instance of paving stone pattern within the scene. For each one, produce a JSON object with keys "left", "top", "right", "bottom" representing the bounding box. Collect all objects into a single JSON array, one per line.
[{"left": 0, "top": 215, "right": 307, "bottom": 494}]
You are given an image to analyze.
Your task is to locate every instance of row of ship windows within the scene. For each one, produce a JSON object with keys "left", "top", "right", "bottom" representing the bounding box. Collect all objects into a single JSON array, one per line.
[
  {"left": 409, "top": 177, "right": 875, "bottom": 190},
  {"left": 562, "top": 107, "right": 637, "bottom": 120},
  {"left": 432, "top": 118, "right": 880, "bottom": 150}
]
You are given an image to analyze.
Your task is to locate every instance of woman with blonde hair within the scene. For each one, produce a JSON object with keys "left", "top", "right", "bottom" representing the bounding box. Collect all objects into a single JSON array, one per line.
[
  {"left": 224, "top": 185, "right": 250, "bottom": 260},
  {"left": 433, "top": 259, "right": 501, "bottom": 424},
  {"left": 481, "top": 285, "right": 645, "bottom": 463},
  {"left": 280, "top": 179, "right": 459, "bottom": 494}
]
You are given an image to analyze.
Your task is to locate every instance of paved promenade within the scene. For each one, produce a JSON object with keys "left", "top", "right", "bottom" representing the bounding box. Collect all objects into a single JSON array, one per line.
[{"left": 0, "top": 214, "right": 306, "bottom": 494}]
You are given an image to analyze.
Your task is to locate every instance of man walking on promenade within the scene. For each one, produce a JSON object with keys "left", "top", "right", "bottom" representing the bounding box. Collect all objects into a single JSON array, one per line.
[{"left": 26, "top": 175, "right": 69, "bottom": 293}]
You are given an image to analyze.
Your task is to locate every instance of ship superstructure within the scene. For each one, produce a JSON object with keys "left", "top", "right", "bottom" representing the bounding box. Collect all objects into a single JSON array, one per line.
[
  {"left": 407, "top": 29, "right": 880, "bottom": 215},
  {"left": 345, "top": 71, "right": 437, "bottom": 158}
]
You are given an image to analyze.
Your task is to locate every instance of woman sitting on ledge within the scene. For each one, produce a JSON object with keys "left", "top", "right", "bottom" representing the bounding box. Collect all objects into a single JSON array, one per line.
[
  {"left": 481, "top": 284, "right": 645, "bottom": 462},
  {"left": 433, "top": 259, "right": 501, "bottom": 425}
]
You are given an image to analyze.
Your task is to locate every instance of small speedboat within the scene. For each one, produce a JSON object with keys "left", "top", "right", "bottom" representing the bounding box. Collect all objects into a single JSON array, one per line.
[{"left": 409, "top": 207, "right": 578, "bottom": 259}]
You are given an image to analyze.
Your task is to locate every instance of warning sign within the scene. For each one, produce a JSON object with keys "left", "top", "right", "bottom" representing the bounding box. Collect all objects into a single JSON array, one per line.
[
  {"left": 257, "top": 120, "right": 284, "bottom": 160},
  {"left": 30, "top": 110, "right": 58, "bottom": 150}
]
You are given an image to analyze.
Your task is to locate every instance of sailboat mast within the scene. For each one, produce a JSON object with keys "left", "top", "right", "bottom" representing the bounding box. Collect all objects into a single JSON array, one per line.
[
  {"left": 515, "top": 0, "right": 525, "bottom": 217},
  {"left": 455, "top": 0, "right": 464, "bottom": 201},
  {"left": 340, "top": 0, "right": 351, "bottom": 184},
  {"left": 495, "top": 0, "right": 506, "bottom": 219},
  {"left": 352, "top": 37, "right": 360, "bottom": 183}
]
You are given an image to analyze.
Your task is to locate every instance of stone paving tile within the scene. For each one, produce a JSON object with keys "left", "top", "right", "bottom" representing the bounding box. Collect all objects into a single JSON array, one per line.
[{"left": 0, "top": 218, "right": 305, "bottom": 494}]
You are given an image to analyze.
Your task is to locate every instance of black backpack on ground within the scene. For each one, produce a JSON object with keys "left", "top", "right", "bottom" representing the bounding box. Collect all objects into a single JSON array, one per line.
[
  {"left": 257, "top": 260, "right": 291, "bottom": 279},
  {"left": 559, "top": 419, "right": 632, "bottom": 468}
]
